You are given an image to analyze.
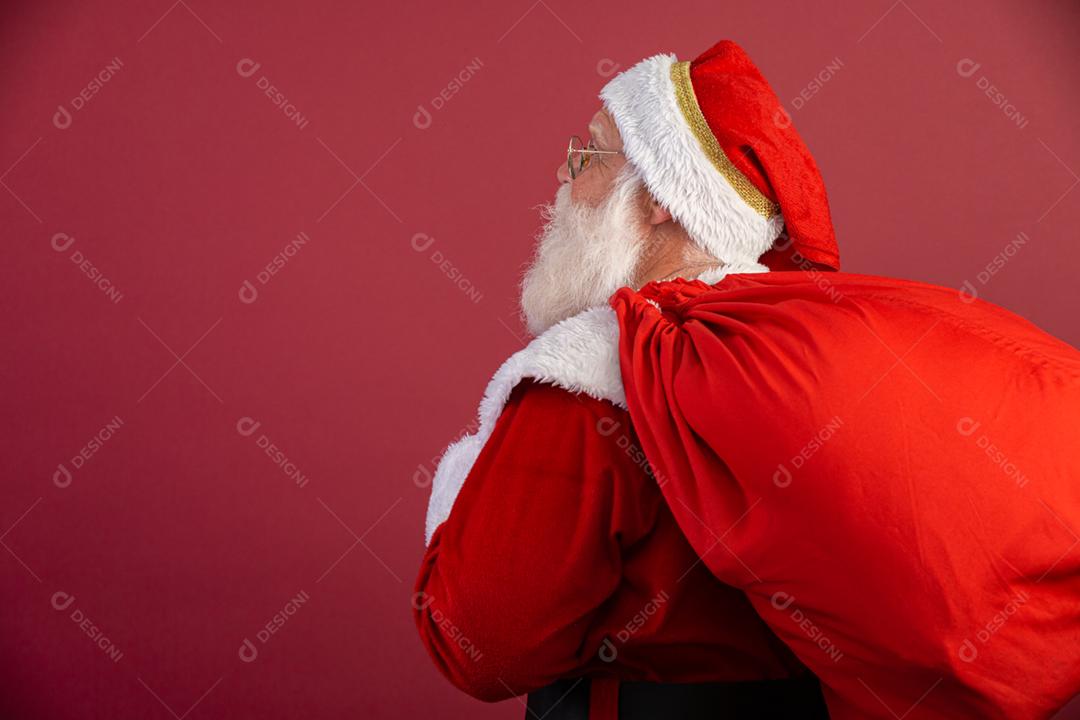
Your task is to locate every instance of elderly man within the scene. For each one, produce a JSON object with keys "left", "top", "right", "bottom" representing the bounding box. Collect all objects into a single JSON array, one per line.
[{"left": 414, "top": 40, "right": 1080, "bottom": 720}]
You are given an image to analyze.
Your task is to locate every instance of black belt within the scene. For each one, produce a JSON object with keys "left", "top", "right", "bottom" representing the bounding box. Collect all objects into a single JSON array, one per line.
[{"left": 525, "top": 674, "right": 830, "bottom": 719}]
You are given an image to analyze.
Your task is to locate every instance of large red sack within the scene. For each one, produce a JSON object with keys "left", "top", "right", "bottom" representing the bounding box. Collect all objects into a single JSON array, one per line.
[{"left": 610, "top": 271, "right": 1080, "bottom": 719}]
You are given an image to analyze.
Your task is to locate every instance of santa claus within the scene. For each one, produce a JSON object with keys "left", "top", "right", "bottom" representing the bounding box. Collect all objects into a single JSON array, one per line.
[{"left": 413, "top": 40, "right": 1080, "bottom": 720}]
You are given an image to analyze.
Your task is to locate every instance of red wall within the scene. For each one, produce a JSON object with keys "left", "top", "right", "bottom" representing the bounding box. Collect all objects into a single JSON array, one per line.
[{"left": 2, "top": 1, "right": 1078, "bottom": 718}]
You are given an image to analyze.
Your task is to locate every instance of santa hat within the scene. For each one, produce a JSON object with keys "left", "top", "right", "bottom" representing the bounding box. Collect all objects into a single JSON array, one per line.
[{"left": 599, "top": 40, "right": 840, "bottom": 271}]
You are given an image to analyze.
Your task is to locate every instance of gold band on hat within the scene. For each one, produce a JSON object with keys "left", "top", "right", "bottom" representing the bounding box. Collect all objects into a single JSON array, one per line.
[{"left": 670, "top": 60, "right": 779, "bottom": 219}]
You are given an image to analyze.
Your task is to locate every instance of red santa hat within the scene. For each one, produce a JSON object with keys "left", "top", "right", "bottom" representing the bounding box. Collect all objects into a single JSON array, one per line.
[{"left": 599, "top": 40, "right": 840, "bottom": 271}]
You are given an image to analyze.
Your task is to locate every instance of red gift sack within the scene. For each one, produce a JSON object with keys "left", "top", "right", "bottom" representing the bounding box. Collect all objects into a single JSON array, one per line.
[{"left": 610, "top": 271, "right": 1080, "bottom": 719}]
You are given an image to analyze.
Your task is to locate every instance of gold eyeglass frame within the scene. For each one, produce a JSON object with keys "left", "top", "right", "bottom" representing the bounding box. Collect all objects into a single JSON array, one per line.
[{"left": 567, "top": 135, "right": 622, "bottom": 179}]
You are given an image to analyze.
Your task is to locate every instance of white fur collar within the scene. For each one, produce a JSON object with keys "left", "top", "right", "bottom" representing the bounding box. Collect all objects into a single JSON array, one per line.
[
  {"left": 423, "top": 263, "right": 767, "bottom": 545},
  {"left": 424, "top": 306, "right": 624, "bottom": 544}
]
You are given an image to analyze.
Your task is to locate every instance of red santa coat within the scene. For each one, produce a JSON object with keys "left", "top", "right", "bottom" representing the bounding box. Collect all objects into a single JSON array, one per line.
[
  {"left": 414, "top": 307, "right": 814, "bottom": 716},
  {"left": 609, "top": 270, "right": 1080, "bottom": 719}
]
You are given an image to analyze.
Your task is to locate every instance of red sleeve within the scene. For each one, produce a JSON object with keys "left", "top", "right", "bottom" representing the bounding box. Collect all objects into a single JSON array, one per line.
[{"left": 413, "top": 379, "right": 659, "bottom": 702}]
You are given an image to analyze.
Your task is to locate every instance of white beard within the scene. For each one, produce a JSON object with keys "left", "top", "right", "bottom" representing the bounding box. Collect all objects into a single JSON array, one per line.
[{"left": 519, "top": 166, "right": 648, "bottom": 336}]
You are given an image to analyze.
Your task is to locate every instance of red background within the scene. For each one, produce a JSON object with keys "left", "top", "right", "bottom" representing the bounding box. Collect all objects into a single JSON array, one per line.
[{"left": 2, "top": 1, "right": 1078, "bottom": 718}]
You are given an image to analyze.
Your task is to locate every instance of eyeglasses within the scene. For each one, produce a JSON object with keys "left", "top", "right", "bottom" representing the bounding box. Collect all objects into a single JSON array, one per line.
[{"left": 566, "top": 135, "right": 622, "bottom": 179}]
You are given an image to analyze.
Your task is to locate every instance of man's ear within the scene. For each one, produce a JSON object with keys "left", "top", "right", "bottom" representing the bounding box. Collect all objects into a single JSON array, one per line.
[{"left": 644, "top": 194, "right": 672, "bottom": 227}]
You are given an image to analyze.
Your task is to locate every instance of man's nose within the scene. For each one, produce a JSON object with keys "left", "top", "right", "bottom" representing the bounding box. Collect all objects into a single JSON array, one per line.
[{"left": 556, "top": 161, "right": 571, "bottom": 184}]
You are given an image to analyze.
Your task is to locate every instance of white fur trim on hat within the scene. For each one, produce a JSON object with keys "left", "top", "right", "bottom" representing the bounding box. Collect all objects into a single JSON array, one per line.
[{"left": 599, "top": 53, "right": 784, "bottom": 265}]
